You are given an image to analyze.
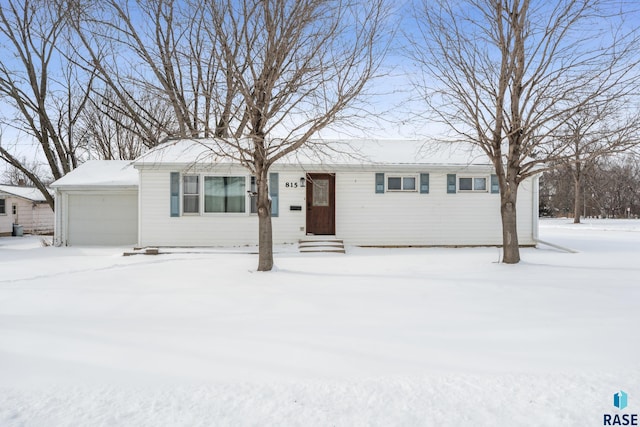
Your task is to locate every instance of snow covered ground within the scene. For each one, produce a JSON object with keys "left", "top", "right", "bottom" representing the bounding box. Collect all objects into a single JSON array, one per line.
[{"left": 1, "top": 218, "right": 639, "bottom": 426}]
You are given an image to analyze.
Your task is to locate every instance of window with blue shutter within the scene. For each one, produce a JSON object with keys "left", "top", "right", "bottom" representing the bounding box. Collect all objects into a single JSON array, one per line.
[
  {"left": 491, "top": 174, "right": 500, "bottom": 193},
  {"left": 269, "top": 173, "right": 279, "bottom": 217},
  {"left": 375, "top": 173, "right": 384, "bottom": 193},
  {"left": 447, "top": 174, "right": 456, "bottom": 193},
  {"left": 420, "top": 173, "right": 430, "bottom": 194},
  {"left": 170, "top": 172, "right": 180, "bottom": 216}
]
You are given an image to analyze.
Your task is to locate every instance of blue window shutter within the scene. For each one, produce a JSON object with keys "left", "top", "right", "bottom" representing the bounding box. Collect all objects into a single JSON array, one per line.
[
  {"left": 420, "top": 173, "right": 430, "bottom": 194},
  {"left": 447, "top": 174, "right": 456, "bottom": 193},
  {"left": 491, "top": 174, "right": 500, "bottom": 193},
  {"left": 375, "top": 173, "right": 384, "bottom": 193},
  {"left": 269, "top": 172, "right": 279, "bottom": 217},
  {"left": 170, "top": 172, "right": 180, "bottom": 216}
]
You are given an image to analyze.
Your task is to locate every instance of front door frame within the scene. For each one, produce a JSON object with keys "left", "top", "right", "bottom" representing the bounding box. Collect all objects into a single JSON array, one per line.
[{"left": 306, "top": 173, "right": 336, "bottom": 235}]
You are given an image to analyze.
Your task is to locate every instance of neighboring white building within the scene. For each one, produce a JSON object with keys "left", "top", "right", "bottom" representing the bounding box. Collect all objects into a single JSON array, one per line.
[
  {"left": 0, "top": 185, "right": 54, "bottom": 236},
  {"left": 52, "top": 139, "right": 540, "bottom": 247}
]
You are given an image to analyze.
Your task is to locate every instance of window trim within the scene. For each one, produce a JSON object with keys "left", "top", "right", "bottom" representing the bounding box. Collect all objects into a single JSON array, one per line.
[
  {"left": 0, "top": 198, "right": 5, "bottom": 215},
  {"left": 458, "top": 176, "right": 489, "bottom": 193},
  {"left": 203, "top": 175, "right": 248, "bottom": 215},
  {"left": 386, "top": 174, "right": 418, "bottom": 192},
  {"left": 182, "top": 175, "right": 200, "bottom": 215}
]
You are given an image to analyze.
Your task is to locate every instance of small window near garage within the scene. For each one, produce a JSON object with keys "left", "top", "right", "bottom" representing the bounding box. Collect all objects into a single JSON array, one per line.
[
  {"left": 183, "top": 175, "right": 200, "bottom": 214},
  {"left": 387, "top": 175, "right": 417, "bottom": 192},
  {"left": 12, "top": 204, "right": 17, "bottom": 215},
  {"left": 0, "top": 198, "right": 5, "bottom": 214},
  {"left": 459, "top": 176, "right": 488, "bottom": 192}
]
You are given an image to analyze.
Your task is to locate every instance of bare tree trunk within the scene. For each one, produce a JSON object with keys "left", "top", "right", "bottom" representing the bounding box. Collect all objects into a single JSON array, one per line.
[
  {"left": 411, "top": 0, "right": 640, "bottom": 264},
  {"left": 0, "top": 146, "right": 55, "bottom": 209},
  {"left": 256, "top": 166, "right": 273, "bottom": 272},
  {"left": 573, "top": 163, "right": 582, "bottom": 223},
  {"left": 501, "top": 186, "right": 520, "bottom": 264}
]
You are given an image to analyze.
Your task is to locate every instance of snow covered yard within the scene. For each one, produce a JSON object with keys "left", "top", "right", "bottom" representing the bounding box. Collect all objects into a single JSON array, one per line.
[{"left": 1, "top": 219, "right": 639, "bottom": 426}]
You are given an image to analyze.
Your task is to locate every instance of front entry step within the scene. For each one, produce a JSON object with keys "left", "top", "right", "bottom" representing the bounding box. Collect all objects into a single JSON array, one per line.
[{"left": 298, "top": 238, "right": 345, "bottom": 254}]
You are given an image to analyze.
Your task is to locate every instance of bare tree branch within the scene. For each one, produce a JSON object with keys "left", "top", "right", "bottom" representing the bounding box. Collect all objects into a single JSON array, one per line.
[{"left": 409, "top": 0, "right": 640, "bottom": 263}]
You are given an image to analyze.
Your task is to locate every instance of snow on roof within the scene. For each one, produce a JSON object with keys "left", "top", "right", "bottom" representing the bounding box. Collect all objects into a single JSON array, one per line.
[
  {"left": 51, "top": 160, "right": 138, "bottom": 188},
  {"left": 133, "top": 138, "right": 492, "bottom": 167},
  {"left": 0, "top": 185, "right": 51, "bottom": 202}
]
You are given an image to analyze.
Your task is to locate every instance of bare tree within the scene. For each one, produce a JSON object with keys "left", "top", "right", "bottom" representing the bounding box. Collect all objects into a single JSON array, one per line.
[
  {"left": 541, "top": 153, "right": 640, "bottom": 218},
  {"left": 69, "top": 0, "right": 389, "bottom": 270},
  {"left": 0, "top": 0, "right": 94, "bottom": 208},
  {"left": 68, "top": 0, "right": 226, "bottom": 144},
  {"left": 204, "top": 0, "right": 390, "bottom": 271},
  {"left": 410, "top": 0, "right": 640, "bottom": 263},
  {"left": 77, "top": 89, "right": 175, "bottom": 160},
  {"left": 0, "top": 154, "right": 51, "bottom": 186},
  {"left": 553, "top": 101, "right": 640, "bottom": 223}
]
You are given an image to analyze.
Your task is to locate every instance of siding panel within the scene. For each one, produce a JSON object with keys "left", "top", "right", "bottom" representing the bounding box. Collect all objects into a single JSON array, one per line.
[
  {"left": 139, "top": 168, "right": 306, "bottom": 246},
  {"left": 138, "top": 166, "right": 537, "bottom": 247}
]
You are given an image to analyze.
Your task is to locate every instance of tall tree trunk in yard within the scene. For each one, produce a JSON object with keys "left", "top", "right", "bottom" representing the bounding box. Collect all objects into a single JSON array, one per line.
[
  {"left": 500, "top": 180, "right": 520, "bottom": 264},
  {"left": 573, "top": 162, "right": 582, "bottom": 223},
  {"left": 494, "top": 150, "right": 521, "bottom": 264},
  {"left": 203, "top": 0, "right": 388, "bottom": 271},
  {"left": 411, "top": 0, "right": 640, "bottom": 265},
  {"left": 256, "top": 165, "right": 273, "bottom": 272}
]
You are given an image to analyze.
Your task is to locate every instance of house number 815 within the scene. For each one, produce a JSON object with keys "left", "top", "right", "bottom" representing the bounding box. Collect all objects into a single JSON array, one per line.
[{"left": 285, "top": 182, "right": 299, "bottom": 188}]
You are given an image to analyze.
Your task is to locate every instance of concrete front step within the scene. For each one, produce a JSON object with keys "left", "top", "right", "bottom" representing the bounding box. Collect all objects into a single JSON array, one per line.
[{"left": 298, "top": 239, "right": 346, "bottom": 254}]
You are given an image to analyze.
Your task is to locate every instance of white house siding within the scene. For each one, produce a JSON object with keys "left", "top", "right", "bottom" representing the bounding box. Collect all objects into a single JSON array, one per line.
[
  {"left": 29, "top": 203, "right": 54, "bottom": 234},
  {"left": 334, "top": 170, "right": 536, "bottom": 246},
  {"left": 0, "top": 196, "right": 11, "bottom": 236},
  {"left": 137, "top": 166, "right": 307, "bottom": 247},
  {"left": 0, "top": 195, "right": 53, "bottom": 235},
  {"left": 137, "top": 164, "right": 538, "bottom": 247}
]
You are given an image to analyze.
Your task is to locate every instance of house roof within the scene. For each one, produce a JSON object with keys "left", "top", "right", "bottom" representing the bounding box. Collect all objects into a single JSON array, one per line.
[
  {"left": 0, "top": 185, "right": 51, "bottom": 202},
  {"left": 48, "top": 140, "right": 497, "bottom": 190},
  {"left": 133, "top": 138, "right": 493, "bottom": 167},
  {"left": 50, "top": 160, "right": 138, "bottom": 189}
]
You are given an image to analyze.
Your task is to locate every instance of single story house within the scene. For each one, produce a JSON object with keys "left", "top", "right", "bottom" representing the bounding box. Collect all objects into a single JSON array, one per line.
[
  {"left": 51, "top": 139, "right": 540, "bottom": 247},
  {"left": 0, "top": 185, "right": 54, "bottom": 236}
]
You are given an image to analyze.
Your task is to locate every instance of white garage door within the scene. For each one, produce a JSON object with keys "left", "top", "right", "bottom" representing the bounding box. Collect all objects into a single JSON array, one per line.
[{"left": 67, "top": 192, "right": 138, "bottom": 246}]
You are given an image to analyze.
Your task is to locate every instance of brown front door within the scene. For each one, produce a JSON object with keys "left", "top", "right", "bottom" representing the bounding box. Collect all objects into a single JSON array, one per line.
[{"left": 306, "top": 173, "right": 335, "bottom": 235}]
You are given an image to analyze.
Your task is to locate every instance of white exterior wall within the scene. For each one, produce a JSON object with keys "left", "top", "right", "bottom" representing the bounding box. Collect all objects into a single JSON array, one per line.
[
  {"left": 138, "top": 166, "right": 307, "bottom": 247},
  {"left": 0, "top": 195, "right": 53, "bottom": 235},
  {"left": 335, "top": 171, "right": 536, "bottom": 246},
  {"left": 138, "top": 164, "right": 538, "bottom": 247},
  {"left": 0, "top": 195, "right": 11, "bottom": 235},
  {"left": 30, "top": 203, "right": 54, "bottom": 234}
]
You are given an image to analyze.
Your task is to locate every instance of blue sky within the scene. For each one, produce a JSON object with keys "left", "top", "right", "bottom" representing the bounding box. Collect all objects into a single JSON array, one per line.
[{"left": 1, "top": 0, "right": 640, "bottom": 177}]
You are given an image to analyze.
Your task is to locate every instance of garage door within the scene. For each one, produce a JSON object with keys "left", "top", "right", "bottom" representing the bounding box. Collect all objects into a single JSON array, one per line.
[{"left": 67, "top": 192, "right": 138, "bottom": 246}]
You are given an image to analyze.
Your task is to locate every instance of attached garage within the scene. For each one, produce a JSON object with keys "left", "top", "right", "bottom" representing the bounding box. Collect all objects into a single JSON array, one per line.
[
  {"left": 51, "top": 161, "right": 139, "bottom": 246},
  {"left": 66, "top": 192, "right": 138, "bottom": 246}
]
